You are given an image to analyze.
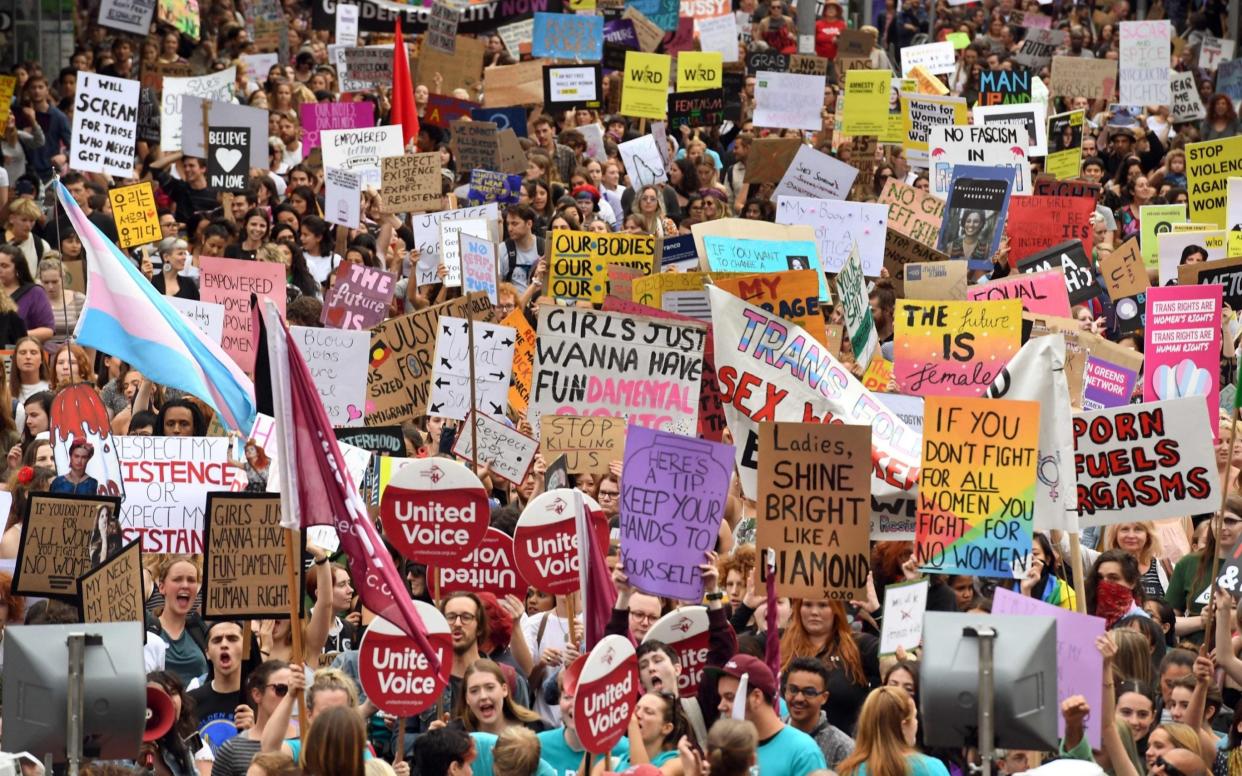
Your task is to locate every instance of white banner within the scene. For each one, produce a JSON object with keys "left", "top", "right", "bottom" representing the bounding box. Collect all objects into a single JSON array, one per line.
[{"left": 161, "top": 67, "right": 235, "bottom": 152}]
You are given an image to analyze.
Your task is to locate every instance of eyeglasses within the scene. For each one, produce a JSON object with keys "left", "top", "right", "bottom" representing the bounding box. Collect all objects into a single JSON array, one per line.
[
  {"left": 445, "top": 612, "right": 477, "bottom": 624},
  {"left": 1154, "top": 756, "right": 1186, "bottom": 776},
  {"left": 598, "top": 490, "right": 620, "bottom": 500},
  {"left": 630, "top": 612, "right": 659, "bottom": 624},
  {"left": 784, "top": 685, "right": 825, "bottom": 699},
  {"left": 266, "top": 683, "right": 290, "bottom": 697}
]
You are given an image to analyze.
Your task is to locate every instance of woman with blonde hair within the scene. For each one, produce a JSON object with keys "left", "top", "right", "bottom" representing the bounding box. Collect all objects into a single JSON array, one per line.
[
  {"left": 836, "top": 687, "right": 949, "bottom": 776},
  {"left": 630, "top": 185, "right": 671, "bottom": 237},
  {"left": 1061, "top": 521, "right": 1171, "bottom": 600},
  {"left": 37, "top": 256, "right": 83, "bottom": 349},
  {"left": 1110, "top": 627, "right": 1154, "bottom": 686},
  {"left": 780, "top": 598, "right": 877, "bottom": 732}
]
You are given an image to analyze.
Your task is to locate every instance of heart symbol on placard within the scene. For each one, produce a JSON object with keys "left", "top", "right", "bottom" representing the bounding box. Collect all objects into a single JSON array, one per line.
[
  {"left": 1154, "top": 358, "right": 1211, "bottom": 399},
  {"left": 215, "top": 147, "right": 243, "bottom": 172},
  {"left": 325, "top": 306, "right": 345, "bottom": 326},
  {"left": 346, "top": 404, "right": 363, "bottom": 422}
]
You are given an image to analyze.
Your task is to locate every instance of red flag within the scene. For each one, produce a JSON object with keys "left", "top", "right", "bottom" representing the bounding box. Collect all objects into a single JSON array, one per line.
[
  {"left": 574, "top": 491, "right": 616, "bottom": 650},
  {"left": 254, "top": 298, "right": 439, "bottom": 672},
  {"left": 390, "top": 17, "right": 419, "bottom": 148}
]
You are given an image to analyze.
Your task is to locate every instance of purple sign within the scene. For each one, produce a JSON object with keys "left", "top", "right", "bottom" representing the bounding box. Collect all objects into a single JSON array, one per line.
[
  {"left": 300, "top": 102, "right": 375, "bottom": 151},
  {"left": 321, "top": 262, "right": 398, "bottom": 330},
  {"left": 992, "top": 588, "right": 1105, "bottom": 748},
  {"left": 619, "top": 426, "right": 734, "bottom": 601},
  {"left": 1082, "top": 356, "right": 1139, "bottom": 411}
]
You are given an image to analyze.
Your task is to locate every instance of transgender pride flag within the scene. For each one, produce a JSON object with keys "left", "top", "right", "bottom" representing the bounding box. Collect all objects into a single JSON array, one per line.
[{"left": 57, "top": 183, "right": 256, "bottom": 433}]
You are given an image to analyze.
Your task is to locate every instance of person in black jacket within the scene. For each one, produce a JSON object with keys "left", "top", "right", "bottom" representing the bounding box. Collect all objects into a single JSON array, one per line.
[{"left": 150, "top": 152, "right": 220, "bottom": 228}]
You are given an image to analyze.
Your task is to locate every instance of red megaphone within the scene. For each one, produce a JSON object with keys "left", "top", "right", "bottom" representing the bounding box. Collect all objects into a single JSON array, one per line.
[{"left": 144, "top": 686, "right": 176, "bottom": 742}]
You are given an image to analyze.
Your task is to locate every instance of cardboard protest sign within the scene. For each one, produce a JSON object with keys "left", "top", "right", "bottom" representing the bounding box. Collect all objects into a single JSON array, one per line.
[
  {"left": 359, "top": 608, "right": 454, "bottom": 716},
  {"left": 428, "top": 317, "right": 516, "bottom": 421},
  {"left": 837, "top": 248, "right": 879, "bottom": 365},
  {"left": 77, "top": 539, "right": 143, "bottom": 624},
  {"left": 1099, "top": 239, "right": 1150, "bottom": 301},
  {"left": 904, "top": 261, "right": 967, "bottom": 300},
  {"left": 206, "top": 126, "right": 250, "bottom": 191},
  {"left": 915, "top": 396, "right": 1038, "bottom": 578},
  {"left": 427, "top": 526, "right": 524, "bottom": 601},
  {"left": 1014, "top": 28, "right": 1065, "bottom": 70},
  {"left": 1144, "top": 285, "right": 1222, "bottom": 431},
  {"left": 412, "top": 204, "right": 499, "bottom": 286},
  {"left": 321, "top": 262, "right": 396, "bottom": 331},
  {"left": 1049, "top": 57, "right": 1117, "bottom": 101},
  {"left": 702, "top": 235, "right": 827, "bottom": 300},
  {"left": 967, "top": 270, "right": 1072, "bottom": 318},
  {"left": 199, "top": 256, "right": 285, "bottom": 373},
  {"left": 771, "top": 146, "right": 858, "bottom": 202},
  {"left": 742, "top": 137, "right": 801, "bottom": 184},
  {"left": 451, "top": 120, "right": 499, "bottom": 172},
  {"left": 380, "top": 457, "right": 490, "bottom": 564},
  {"left": 532, "top": 12, "right": 603, "bottom": 59},
  {"left": 1074, "top": 398, "right": 1217, "bottom": 525},
  {"left": 201, "top": 493, "right": 295, "bottom": 618},
  {"left": 1171, "top": 71, "right": 1207, "bottom": 122},
  {"left": 381, "top": 153, "right": 442, "bottom": 213},
  {"left": 879, "top": 579, "right": 929, "bottom": 655},
  {"left": 707, "top": 287, "right": 921, "bottom": 501},
  {"left": 1017, "top": 240, "right": 1102, "bottom": 307},
  {"left": 109, "top": 181, "right": 160, "bottom": 249},
  {"left": 1185, "top": 136, "right": 1241, "bottom": 228},
  {"left": 621, "top": 51, "right": 671, "bottom": 119},
  {"left": 936, "top": 164, "right": 1016, "bottom": 271},
  {"left": 291, "top": 326, "right": 369, "bottom": 427},
  {"left": 643, "top": 607, "right": 710, "bottom": 697},
  {"left": 529, "top": 306, "right": 704, "bottom": 437},
  {"left": 754, "top": 71, "right": 824, "bottom": 132},
  {"left": 992, "top": 588, "right": 1105, "bottom": 747},
  {"left": 453, "top": 411, "right": 537, "bottom": 486},
  {"left": 300, "top": 102, "right": 374, "bottom": 151},
  {"left": 773, "top": 197, "right": 887, "bottom": 276},
  {"left": 1120, "top": 20, "right": 1171, "bottom": 105},
  {"left": 1005, "top": 194, "right": 1095, "bottom": 266},
  {"left": 161, "top": 67, "right": 234, "bottom": 151},
  {"left": 540, "top": 415, "right": 626, "bottom": 474},
  {"left": 619, "top": 426, "right": 733, "bottom": 600},
  {"left": 927, "top": 125, "right": 1030, "bottom": 199},
  {"left": 574, "top": 635, "right": 640, "bottom": 754},
  {"left": 482, "top": 60, "right": 550, "bottom": 108},
  {"left": 757, "top": 422, "right": 871, "bottom": 599},
  {"left": 71, "top": 73, "right": 139, "bottom": 178},
  {"left": 714, "top": 271, "right": 827, "bottom": 346},
  {"left": 14, "top": 493, "right": 125, "bottom": 598},
  {"left": 894, "top": 300, "right": 1023, "bottom": 397},
  {"left": 1046, "top": 110, "right": 1085, "bottom": 181},
  {"left": 879, "top": 179, "right": 944, "bottom": 249}
]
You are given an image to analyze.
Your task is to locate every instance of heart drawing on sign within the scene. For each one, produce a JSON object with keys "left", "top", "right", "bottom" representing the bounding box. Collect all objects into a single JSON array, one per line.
[
  {"left": 346, "top": 404, "right": 363, "bottom": 422},
  {"left": 215, "top": 147, "right": 243, "bottom": 172}
]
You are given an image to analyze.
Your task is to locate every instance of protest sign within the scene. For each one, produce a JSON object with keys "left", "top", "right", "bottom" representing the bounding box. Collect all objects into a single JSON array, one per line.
[
  {"left": 1099, "top": 239, "right": 1150, "bottom": 301},
  {"left": 532, "top": 12, "right": 603, "bottom": 59},
  {"left": 71, "top": 73, "right": 139, "bottom": 178},
  {"left": 707, "top": 287, "right": 921, "bottom": 500},
  {"left": 548, "top": 231, "right": 656, "bottom": 305},
  {"left": 322, "top": 261, "right": 396, "bottom": 331},
  {"left": 459, "top": 233, "right": 499, "bottom": 304},
  {"left": 321, "top": 125, "right": 404, "bottom": 186},
  {"left": 575, "top": 635, "right": 640, "bottom": 754},
  {"left": 879, "top": 179, "right": 944, "bottom": 249},
  {"left": 514, "top": 489, "right": 606, "bottom": 593},
  {"left": 1140, "top": 203, "right": 1188, "bottom": 268},
  {"left": 1179, "top": 255, "right": 1242, "bottom": 309},
  {"left": 540, "top": 415, "right": 626, "bottom": 474},
  {"left": 967, "top": 270, "right": 1072, "bottom": 318},
  {"left": 1005, "top": 194, "right": 1095, "bottom": 266},
  {"left": 471, "top": 106, "right": 526, "bottom": 137},
  {"left": 643, "top": 607, "right": 710, "bottom": 697},
  {"left": 772, "top": 146, "right": 858, "bottom": 202},
  {"left": 78, "top": 539, "right": 143, "bottom": 624},
  {"left": 413, "top": 204, "right": 500, "bottom": 286},
  {"left": 618, "top": 135, "right": 668, "bottom": 188},
  {"left": 1199, "top": 35, "right": 1235, "bottom": 70},
  {"left": 714, "top": 270, "right": 828, "bottom": 346},
  {"left": 1014, "top": 28, "right": 1066, "bottom": 70},
  {"left": 677, "top": 51, "right": 722, "bottom": 91},
  {"left": 894, "top": 300, "right": 1023, "bottom": 397},
  {"left": 14, "top": 493, "right": 124, "bottom": 598},
  {"left": 937, "top": 165, "right": 1017, "bottom": 270},
  {"left": 543, "top": 65, "right": 602, "bottom": 111},
  {"left": 206, "top": 126, "right": 250, "bottom": 191},
  {"left": 99, "top": 0, "right": 155, "bottom": 34},
  {"left": 1144, "top": 285, "right": 1222, "bottom": 430},
  {"left": 992, "top": 588, "right": 1105, "bottom": 747},
  {"left": 900, "top": 42, "right": 955, "bottom": 76},
  {"left": 754, "top": 71, "right": 825, "bottom": 131},
  {"left": 116, "top": 436, "right": 243, "bottom": 553},
  {"left": 697, "top": 13, "right": 738, "bottom": 61},
  {"left": 504, "top": 308, "right": 536, "bottom": 416},
  {"left": 1082, "top": 355, "right": 1141, "bottom": 411},
  {"left": 359, "top": 608, "right": 453, "bottom": 717},
  {"left": 1074, "top": 398, "right": 1218, "bottom": 525},
  {"left": 467, "top": 171, "right": 522, "bottom": 206},
  {"left": 668, "top": 90, "right": 724, "bottom": 130},
  {"left": 879, "top": 579, "right": 929, "bottom": 655},
  {"left": 428, "top": 317, "right": 516, "bottom": 420},
  {"left": 334, "top": 1, "right": 358, "bottom": 44},
  {"left": 380, "top": 457, "right": 490, "bottom": 564},
  {"left": 773, "top": 197, "right": 887, "bottom": 276},
  {"left": 1045, "top": 110, "right": 1085, "bottom": 180},
  {"left": 619, "top": 426, "right": 733, "bottom": 600},
  {"left": 109, "top": 181, "right": 160, "bottom": 249},
  {"left": 300, "top": 102, "right": 374, "bottom": 151},
  {"left": 1187, "top": 135, "right": 1242, "bottom": 227},
  {"left": 837, "top": 248, "right": 879, "bottom": 366},
  {"left": 1157, "top": 229, "right": 1226, "bottom": 286},
  {"left": 978, "top": 69, "right": 1032, "bottom": 105},
  {"left": 621, "top": 51, "right": 671, "bottom": 119},
  {"left": 904, "top": 261, "right": 967, "bottom": 300},
  {"left": 1120, "top": 21, "right": 1171, "bottom": 104},
  {"left": 161, "top": 67, "right": 234, "bottom": 151},
  {"left": 702, "top": 235, "right": 825, "bottom": 300},
  {"left": 201, "top": 493, "right": 294, "bottom": 618},
  {"left": 199, "top": 256, "right": 285, "bottom": 373},
  {"left": 1171, "top": 71, "right": 1207, "bottom": 122},
  {"left": 915, "top": 396, "right": 1038, "bottom": 578},
  {"left": 757, "top": 422, "right": 871, "bottom": 599},
  {"left": 453, "top": 411, "right": 537, "bottom": 485},
  {"left": 1018, "top": 241, "right": 1100, "bottom": 307},
  {"left": 451, "top": 120, "right": 499, "bottom": 172},
  {"left": 181, "top": 98, "right": 269, "bottom": 169},
  {"left": 324, "top": 166, "right": 362, "bottom": 229},
  {"left": 159, "top": 0, "right": 199, "bottom": 40},
  {"left": 529, "top": 306, "right": 704, "bottom": 437},
  {"left": 842, "top": 70, "right": 892, "bottom": 136},
  {"left": 1219, "top": 59, "right": 1242, "bottom": 107},
  {"left": 927, "top": 125, "right": 1030, "bottom": 199},
  {"left": 381, "top": 153, "right": 442, "bottom": 213},
  {"left": 742, "top": 137, "right": 801, "bottom": 184},
  {"left": 631, "top": 272, "right": 712, "bottom": 320},
  {"left": 427, "top": 526, "right": 524, "bottom": 601},
  {"left": 482, "top": 60, "right": 549, "bottom": 108},
  {"left": 291, "top": 326, "right": 369, "bottom": 427},
  {"left": 167, "top": 297, "right": 224, "bottom": 343},
  {"left": 427, "top": 2, "right": 460, "bottom": 53},
  {"left": 900, "top": 92, "right": 967, "bottom": 161}
]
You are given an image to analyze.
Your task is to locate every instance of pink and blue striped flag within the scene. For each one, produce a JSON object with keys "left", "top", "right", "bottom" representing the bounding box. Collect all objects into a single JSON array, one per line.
[{"left": 57, "top": 182, "right": 256, "bottom": 433}]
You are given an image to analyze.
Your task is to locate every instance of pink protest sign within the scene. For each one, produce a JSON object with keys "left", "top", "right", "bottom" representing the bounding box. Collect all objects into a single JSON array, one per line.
[
  {"left": 198, "top": 256, "right": 286, "bottom": 373},
  {"left": 966, "top": 269, "right": 1072, "bottom": 318},
  {"left": 322, "top": 262, "right": 397, "bottom": 330},
  {"left": 1144, "top": 285, "right": 1222, "bottom": 437},
  {"left": 300, "top": 101, "right": 375, "bottom": 150}
]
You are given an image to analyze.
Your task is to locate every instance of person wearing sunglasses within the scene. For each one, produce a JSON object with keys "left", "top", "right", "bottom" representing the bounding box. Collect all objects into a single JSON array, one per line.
[
  {"left": 1166, "top": 495, "right": 1242, "bottom": 647},
  {"left": 210, "top": 659, "right": 297, "bottom": 776},
  {"left": 781, "top": 657, "right": 855, "bottom": 770}
]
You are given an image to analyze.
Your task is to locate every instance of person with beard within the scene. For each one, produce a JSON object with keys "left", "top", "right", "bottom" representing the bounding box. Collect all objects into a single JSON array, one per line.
[
  {"left": 189, "top": 621, "right": 259, "bottom": 753},
  {"left": 419, "top": 593, "right": 492, "bottom": 733}
]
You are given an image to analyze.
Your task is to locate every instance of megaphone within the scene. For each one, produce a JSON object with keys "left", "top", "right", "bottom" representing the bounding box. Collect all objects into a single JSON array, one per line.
[{"left": 144, "top": 686, "right": 176, "bottom": 742}]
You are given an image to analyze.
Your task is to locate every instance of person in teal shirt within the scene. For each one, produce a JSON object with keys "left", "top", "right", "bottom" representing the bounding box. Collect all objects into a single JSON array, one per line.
[
  {"left": 471, "top": 729, "right": 558, "bottom": 776},
  {"left": 835, "top": 686, "right": 951, "bottom": 776},
  {"left": 715, "top": 655, "right": 826, "bottom": 776},
  {"left": 608, "top": 692, "right": 689, "bottom": 774},
  {"left": 537, "top": 668, "right": 630, "bottom": 776}
]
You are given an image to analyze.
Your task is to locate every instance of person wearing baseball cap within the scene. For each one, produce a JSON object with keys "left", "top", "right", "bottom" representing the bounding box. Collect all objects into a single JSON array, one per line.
[{"left": 716, "top": 655, "right": 826, "bottom": 776}]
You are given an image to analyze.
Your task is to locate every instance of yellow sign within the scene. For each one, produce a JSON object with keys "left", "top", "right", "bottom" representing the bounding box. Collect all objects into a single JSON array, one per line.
[
  {"left": 549, "top": 230, "right": 657, "bottom": 305},
  {"left": 0, "top": 76, "right": 16, "bottom": 129},
  {"left": 1187, "top": 135, "right": 1242, "bottom": 228},
  {"left": 621, "top": 51, "right": 671, "bottom": 120},
  {"left": 909, "top": 65, "right": 949, "bottom": 95},
  {"left": 900, "top": 92, "right": 967, "bottom": 158},
  {"left": 566, "top": 0, "right": 596, "bottom": 8},
  {"left": 109, "top": 181, "right": 161, "bottom": 249},
  {"left": 1045, "top": 110, "right": 1084, "bottom": 181},
  {"left": 632, "top": 271, "right": 709, "bottom": 312},
  {"left": 842, "top": 69, "right": 892, "bottom": 136},
  {"left": 677, "top": 52, "right": 722, "bottom": 92}
]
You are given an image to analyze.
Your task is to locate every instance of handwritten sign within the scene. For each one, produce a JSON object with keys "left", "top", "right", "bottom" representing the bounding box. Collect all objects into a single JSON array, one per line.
[
  {"left": 453, "top": 411, "right": 537, "bottom": 485},
  {"left": 1120, "top": 21, "right": 1171, "bottom": 105},
  {"left": 300, "top": 102, "right": 374, "bottom": 150},
  {"left": 757, "top": 422, "right": 871, "bottom": 599},
  {"left": 382, "top": 152, "right": 442, "bottom": 213},
  {"left": 714, "top": 270, "right": 827, "bottom": 346},
  {"left": 894, "top": 300, "right": 1023, "bottom": 397},
  {"left": 428, "top": 317, "right": 516, "bottom": 421},
  {"left": 199, "top": 256, "right": 285, "bottom": 373},
  {"left": 15, "top": 494, "right": 124, "bottom": 599},
  {"left": 879, "top": 579, "right": 928, "bottom": 655},
  {"left": 532, "top": 12, "right": 603, "bottom": 60},
  {"left": 167, "top": 297, "right": 225, "bottom": 343},
  {"left": 321, "top": 262, "right": 395, "bottom": 330},
  {"left": 504, "top": 308, "right": 535, "bottom": 416},
  {"left": 201, "top": 493, "right": 294, "bottom": 618},
  {"left": 967, "top": 269, "right": 1072, "bottom": 318},
  {"left": 539, "top": 414, "right": 627, "bottom": 474},
  {"left": 292, "top": 326, "right": 369, "bottom": 427},
  {"left": 321, "top": 125, "right": 404, "bottom": 186},
  {"left": 78, "top": 539, "right": 144, "bottom": 624},
  {"left": 71, "top": 73, "right": 139, "bottom": 178},
  {"left": 109, "top": 181, "right": 160, "bottom": 249}
]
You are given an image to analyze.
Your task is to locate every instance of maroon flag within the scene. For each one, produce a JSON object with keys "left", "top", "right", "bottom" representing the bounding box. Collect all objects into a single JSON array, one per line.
[
  {"left": 254, "top": 298, "right": 439, "bottom": 670},
  {"left": 574, "top": 490, "right": 616, "bottom": 650}
]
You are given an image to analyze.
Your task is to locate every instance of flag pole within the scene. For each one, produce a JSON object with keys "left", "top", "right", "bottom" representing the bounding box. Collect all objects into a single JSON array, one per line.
[
  {"left": 1068, "top": 533, "right": 1086, "bottom": 614},
  {"left": 285, "top": 530, "right": 307, "bottom": 745}
]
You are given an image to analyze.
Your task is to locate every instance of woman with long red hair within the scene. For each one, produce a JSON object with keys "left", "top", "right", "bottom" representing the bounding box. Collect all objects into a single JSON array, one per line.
[{"left": 779, "top": 598, "right": 878, "bottom": 734}]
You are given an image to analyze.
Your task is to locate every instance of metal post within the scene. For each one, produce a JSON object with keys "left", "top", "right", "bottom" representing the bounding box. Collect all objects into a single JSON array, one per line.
[
  {"left": 66, "top": 633, "right": 86, "bottom": 776},
  {"left": 797, "top": 0, "right": 817, "bottom": 54},
  {"left": 966, "top": 626, "right": 997, "bottom": 776}
]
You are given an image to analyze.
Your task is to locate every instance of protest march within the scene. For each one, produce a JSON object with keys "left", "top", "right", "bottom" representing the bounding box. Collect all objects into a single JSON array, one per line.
[{"left": 4, "top": 0, "right": 1242, "bottom": 775}]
